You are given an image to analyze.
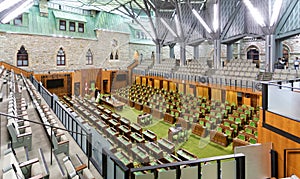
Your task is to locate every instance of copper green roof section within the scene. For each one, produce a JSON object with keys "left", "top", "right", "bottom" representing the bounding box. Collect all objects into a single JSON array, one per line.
[
  {"left": 95, "top": 11, "right": 130, "bottom": 33},
  {"left": 52, "top": 11, "right": 87, "bottom": 22},
  {"left": 0, "top": 5, "right": 97, "bottom": 40}
]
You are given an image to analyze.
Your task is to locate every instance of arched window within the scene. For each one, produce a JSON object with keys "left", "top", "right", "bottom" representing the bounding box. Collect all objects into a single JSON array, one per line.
[
  {"left": 17, "top": 45, "right": 28, "bottom": 66},
  {"left": 86, "top": 49, "right": 93, "bottom": 65},
  {"left": 247, "top": 46, "right": 259, "bottom": 61},
  {"left": 115, "top": 50, "right": 119, "bottom": 60},
  {"left": 110, "top": 52, "right": 114, "bottom": 60},
  {"left": 57, "top": 47, "right": 65, "bottom": 66}
]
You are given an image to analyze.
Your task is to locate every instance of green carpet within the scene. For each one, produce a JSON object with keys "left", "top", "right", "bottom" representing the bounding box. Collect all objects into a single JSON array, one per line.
[
  {"left": 180, "top": 134, "right": 233, "bottom": 158},
  {"left": 105, "top": 104, "right": 234, "bottom": 159},
  {"left": 144, "top": 121, "right": 172, "bottom": 139}
]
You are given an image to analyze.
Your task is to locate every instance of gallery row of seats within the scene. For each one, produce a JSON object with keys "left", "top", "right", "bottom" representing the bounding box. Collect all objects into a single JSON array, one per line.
[
  {"left": 132, "top": 59, "right": 154, "bottom": 75},
  {"left": 3, "top": 71, "right": 50, "bottom": 179},
  {"left": 23, "top": 75, "right": 95, "bottom": 179},
  {"left": 148, "top": 58, "right": 177, "bottom": 76},
  {"left": 272, "top": 68, "right": 299, "bottom": 80}
]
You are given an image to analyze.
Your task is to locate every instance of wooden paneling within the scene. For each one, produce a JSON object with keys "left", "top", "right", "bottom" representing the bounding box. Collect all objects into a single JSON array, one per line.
[
  {"left": 154, "top": 79, "right": 160, "bottom": 89},
  {"left": 169, "top": 82, "right": 176, "bottom": 92},
  {"left": 142, "top": 77, "right": 147, "bottom": 85},
  {"left": 148, "top": 78, "right": 153, "bottom": 87},
  {"left": 226, "top": 91, "right": 238, "bottom": 104},
  {"left": 111, "top": 71, "right": 128, "bottom": 91},
  {"left": 34, "top": 72, "right": 72, "bottom": 96},
  {"left": 101, "top": 70, "right": 112, "bottom": 93},
  {"left": 196, "top": 86, "right": 209, "bottom": 98},
  {"left": 135, "top": 76, "right": 141, "bottom": 85},
  {"left": 178, "top": 83, "right": 185, "bottom": 93},
  {"left": 259, "top": 110, "right": 300, "bottom": 178},
  {"left": 0, "top": 61, "right": 33, "bottom": 77},
  {"left": 163, "top": 80, "right": 168, "bottom": 90},
  {"left": 76, "top": 68, "right": 101, "bottom": 97},
  {"left": 211, "top": 89, "right": 222, "bottom": 101}
]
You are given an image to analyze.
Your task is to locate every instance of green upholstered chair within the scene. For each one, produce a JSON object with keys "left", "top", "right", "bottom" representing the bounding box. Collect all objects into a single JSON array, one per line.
[
  {"left": 245, "top": 128, "right": 252, "bottom": 134},
  {"left": 217, "top": 126, "right": 223, "bottom": 133},
  {"left": 249, "top": 137, "right": 257, "bottom": 144},
  {"left": 237, "top": 134, "right": 246, "bottom": 141}
]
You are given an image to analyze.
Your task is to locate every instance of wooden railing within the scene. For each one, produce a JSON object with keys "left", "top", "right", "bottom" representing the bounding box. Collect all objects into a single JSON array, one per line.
[{"left": 0, "top": 61, "right": 33, "bottom": 77}]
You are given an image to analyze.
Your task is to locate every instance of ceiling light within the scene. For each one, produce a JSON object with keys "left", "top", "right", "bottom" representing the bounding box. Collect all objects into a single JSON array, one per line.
[
  {"left": 270, "top": 0, "right": 283, "bottom": 26},
  {"left": 192, "top": 9, "right": 212, "bottom": 33},
  {"left": 243, "top": 0, "right": 266, "bottom": 27},
  {"left": 160, "top": 17, "right": 178, "bottom": 37},
  {"left": 213, "top": 3, "right": 219, "bottom": 32},
  {"left": 174, "top": 14, "right": 182, "bottom": 36},
  {"left": 1, "top": 0, "right": 34, "bottom": 24},
  {"left": 0, "top": 0, "right": 23, "bottom": 13}
]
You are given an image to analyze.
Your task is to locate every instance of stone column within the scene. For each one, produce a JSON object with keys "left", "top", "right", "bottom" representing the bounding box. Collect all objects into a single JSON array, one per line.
[
  {"left": 193, "top": 45, "right": 199, "bottom": 60},
  {"left": 179, "top": 41, "right": 186, "bottom": 66},
  {"left": 213, "top": 39, "right": 221, "bottom": 69},
  {"left": 169, "top": 43, "right": 176, "bottom": 59},
  {"left": 227, "top": 43, "right": 233, "bottom": 61},
  {"left": 265, "top": 34, "right": 276, "bottom": 72}
]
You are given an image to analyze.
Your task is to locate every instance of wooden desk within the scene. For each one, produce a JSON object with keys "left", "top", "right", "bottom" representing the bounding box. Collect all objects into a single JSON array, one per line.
[
  {"left": 116, "top": 136, "right": 132, "bottom": 152},
  {"left": 120, "top": 117, "right": 130, "bottom": 127},
  {"left": 177, "top": 117, "right": 190, "bottom": 130},
  {"left": 137, "top": 113, "right": 150, "bottom": 125},
  {"left": 130, "top": 123, "right": 142, "bottom": 134},
  {"left": 131, "top": 146, "right": 149, "bottom": 163},
  {"left": 152, "top": 108, "right": 163, "bottom": 119},
  {"left": 100, "top": 114, "right": 111, "bottom": 123},
  {"left": 108, "top": 119, "right": 120, "bottom": 128},
  {"left": 176, "top": 149, "right": 197, "bottom": 161},
  {"left": 159, "top": 154, "right": 181, "bottom": 164},
  {"left": 118, "top": 125, "right": 131, "bottom": 138},
  {"left": 111, "top": 113, "right": 121, "bottom": 121},
  {"left": 96, "top": 120, "right": 108, "bottom": 134},
  {"left": 103, "top": 109, "right": 112, "bottom": 117},
  {"left": 106, "top": 127, "right": 119, "bottom": 142},
  {"left": 97, "top": 105, "right": 105, "bottom": 112},
  {"left": 168, "top": 127, "right": 183, "bottom": 142},
  {"left": 134, "top": 102, "right": 143, "bottom": 111},
  {"left": 101, "top": 98, "right": 125, "bottom": 111},
  {"left": 145, "top": 142, "right": 163, "bottom": 159},
  {"left": 143, "top": 105, "right": 151, "bottom": 113},
  {"left": 164, "top": 113, "right": 176, "bottom": 124},
  {"left": 114, "top": 151, "right": 133, "bottom": 168},
  {"left": 130, "top": 132, "right": 145, "bottom": 146},
  {"left": 142, "top": 130, "right": 157, "bottom": 142},
  {"left": 157, "top": 138, "right": 175, "bottom": 154}
]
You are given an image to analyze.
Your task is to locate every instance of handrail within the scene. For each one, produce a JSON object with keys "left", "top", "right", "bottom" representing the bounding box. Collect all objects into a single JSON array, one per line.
[
  {"left": 130, "top": 153, "right": 245, "bottom": 172},
  {"left": 261, "top": 79, "right": 300, "bottom": 91}
]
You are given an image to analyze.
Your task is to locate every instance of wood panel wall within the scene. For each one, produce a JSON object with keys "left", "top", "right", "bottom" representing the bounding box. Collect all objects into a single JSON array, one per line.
[
  {"left": 178, "top": 83, "right": 185, "bottom": 93},
  {"left": 211, "top": 89, "right": 222, "bottom": 101},
  {"left": 74, "top": 68, "right": 101, "bottom": 97},
  {"left": 0, "top": 61, "right": 33, "bottom": 78},
  {"left": 163, "top": 80, "right": 168, "bottom": 90},
  {"left": 111, "top": 71, "right": 128, "bottom": 91},
  {"left": 169, "top": 82, "right": 176, "bottom": 92},
  {"left": 34, "top": 72, "right": 73, "bottom": 96},
  {"left": 142, "top": 77, "right": 147, "bottom": 85},
  {"left": 226, "top": 91, "right": 238, "bottom": 104},
  {"left": 196, "top": 86, "right": 209, "bottom": 98},
  {"left": 259, "top": 110, "right": 300, "bottom": 178},
  {"left": 135, "top": 76, "right": 141, "bottom": 85},
  {"left": 154, "top": 79, "right": 160, "bottom": 89}
]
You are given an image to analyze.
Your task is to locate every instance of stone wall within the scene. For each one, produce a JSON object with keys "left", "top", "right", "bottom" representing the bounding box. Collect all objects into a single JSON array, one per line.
[{"left": 0, "top": 30, "right": 145, "bottom": 72}]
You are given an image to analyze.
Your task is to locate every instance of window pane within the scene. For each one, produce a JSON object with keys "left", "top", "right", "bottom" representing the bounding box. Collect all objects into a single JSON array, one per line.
[
  {"left": 78, "top": 23, "right": 84, "bottom": 32},
  {"left": 14, "top": 16, "right": 22, "bottom": 26},
  {"left": 59, "top": 20, "right": 66, "bottom": 30},
  {"left": 69, "top": 22, "right": 75, "bottom": 31},
  {"left": 17, "top": 60, "right": 22, "bottom": 66},
  {"left": 23, "top": 60, "right": 28, "bottom": 66}
]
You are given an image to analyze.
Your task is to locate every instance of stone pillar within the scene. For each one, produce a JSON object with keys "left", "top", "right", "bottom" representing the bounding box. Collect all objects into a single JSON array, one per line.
[
  {"left": 265, "top": 34, "right": 276, "bottom": 72},
  {"left": 193, "top": 45, "right": 199, "bottom": 60},
  {"left": 169, "top": 43, "right": 176, "bottom": 58},
  {"left": 179, "top": 41, "right": 186, "bottom": 66},
  {"left": 276, "top": 40, "right": 283, "bottom": 61},
  {"left": 227, "top": 43, "right": 233, "bottom": 61},
  {"left": 237, "top": 42, "right": 241, "bottom": 59},
  {"left": 155, "top": 43, "right": 162, "bottom": 64},
  {"left": 213, "top": 39, "right": 221, "bottom": 69}
]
